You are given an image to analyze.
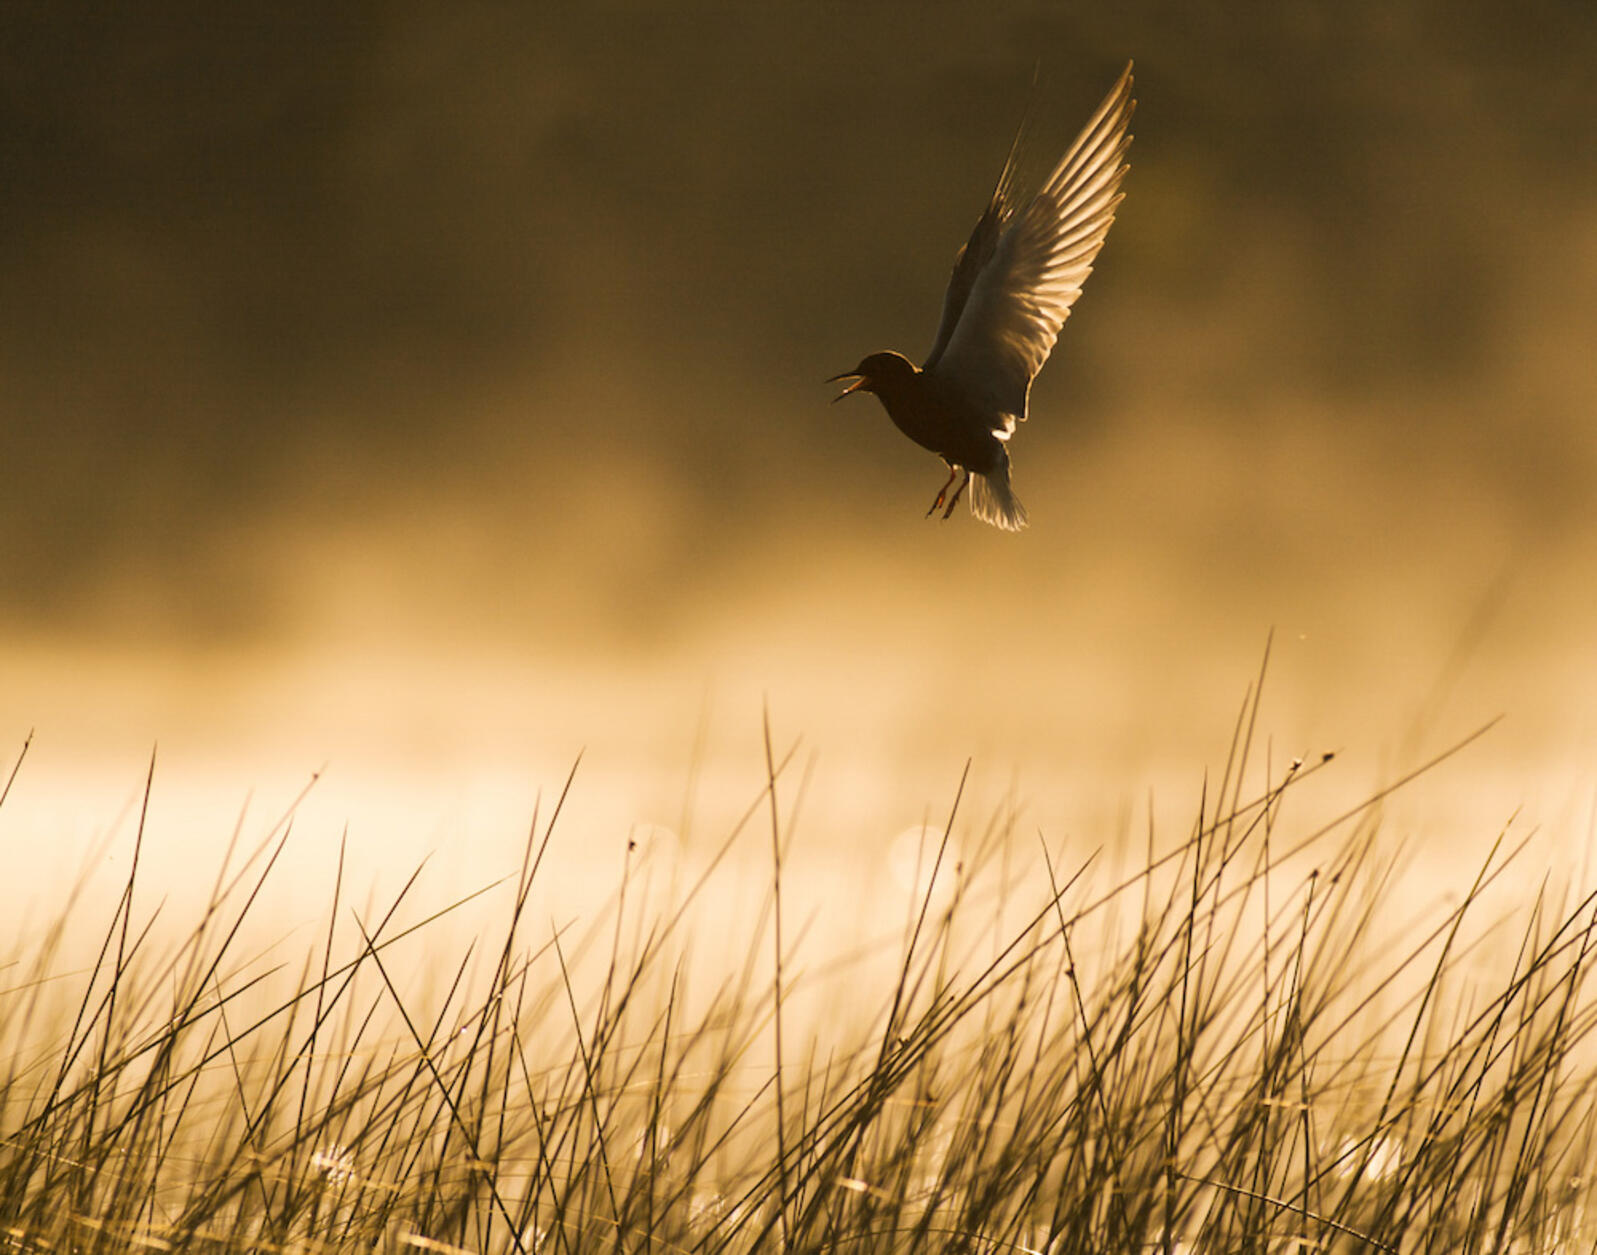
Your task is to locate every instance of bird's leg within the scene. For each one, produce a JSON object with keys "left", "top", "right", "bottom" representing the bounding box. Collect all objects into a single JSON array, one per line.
[
  {"left": 942, "top": 469, "right": 971, "bottom": 519},
  {"left": 925, "top": 463, "right": 959, "bottom": 517}
]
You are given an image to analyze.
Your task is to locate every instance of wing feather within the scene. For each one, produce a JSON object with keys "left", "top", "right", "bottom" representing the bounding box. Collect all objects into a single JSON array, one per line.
[
  {"left": 922, "top": 94, "right": 1033, "bottom": 372},
  {"left": 926, "top": 62, "right": 1134, "bottom": 425}
]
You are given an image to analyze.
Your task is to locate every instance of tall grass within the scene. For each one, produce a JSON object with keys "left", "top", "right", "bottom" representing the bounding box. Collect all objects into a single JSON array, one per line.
[{"left": 1, "top": 689, "right": 1594, "bottom": 1255}]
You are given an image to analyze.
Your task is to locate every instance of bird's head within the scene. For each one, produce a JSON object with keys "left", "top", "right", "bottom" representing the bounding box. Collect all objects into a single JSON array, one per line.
[{"left": 826, "top": 350, "right": 917, "bottom": 403}]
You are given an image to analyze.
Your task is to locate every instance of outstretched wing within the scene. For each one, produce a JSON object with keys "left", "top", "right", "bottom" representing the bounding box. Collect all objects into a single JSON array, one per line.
[
  {"left": 927, "top": 62, "right": 1133, "bottom": 426},
  {"left": 923, "top": 93, "right": 1032, "bottom": 373}
]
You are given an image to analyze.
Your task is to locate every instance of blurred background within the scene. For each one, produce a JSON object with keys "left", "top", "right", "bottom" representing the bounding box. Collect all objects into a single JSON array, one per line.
[{"left": 2, "top": 1, "right": 1595, "bottom": 930}]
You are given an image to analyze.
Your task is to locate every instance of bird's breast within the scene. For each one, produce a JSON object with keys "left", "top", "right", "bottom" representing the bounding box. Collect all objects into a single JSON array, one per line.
[{"left": 876, "top": 378, "right": 1004, "bottom": 471}]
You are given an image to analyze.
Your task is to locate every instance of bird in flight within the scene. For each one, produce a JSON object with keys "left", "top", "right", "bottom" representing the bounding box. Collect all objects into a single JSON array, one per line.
[{"left": 829, "top": 62, "right": 1134, "bottom": 531}]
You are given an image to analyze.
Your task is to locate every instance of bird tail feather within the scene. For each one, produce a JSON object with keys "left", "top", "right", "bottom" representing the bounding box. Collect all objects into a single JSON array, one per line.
[{"left": 970, "top": 458, "right": 1028, "bottom": 531}]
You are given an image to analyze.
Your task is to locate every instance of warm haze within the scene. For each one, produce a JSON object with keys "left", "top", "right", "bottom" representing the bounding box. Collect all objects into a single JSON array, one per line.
[
  {"left": 3, "top": 2, "right": 1596, "bottom": 941},
  {"left": 4, "top": 7, "right": 1597, "bottom": 1252}
]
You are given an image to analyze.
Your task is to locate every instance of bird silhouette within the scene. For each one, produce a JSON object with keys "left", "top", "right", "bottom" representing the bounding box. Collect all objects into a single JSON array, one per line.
[{"left": 829, "top": 62, "right": 1134, "bottom": 531}]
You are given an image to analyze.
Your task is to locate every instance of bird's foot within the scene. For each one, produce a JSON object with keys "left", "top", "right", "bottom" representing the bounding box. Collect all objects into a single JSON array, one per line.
[
  {"left": 926, "top": 466, "right": 959, "bottom": 518},
  {"left": 942, "top": 471, "right": 970, "bottom": 519}
]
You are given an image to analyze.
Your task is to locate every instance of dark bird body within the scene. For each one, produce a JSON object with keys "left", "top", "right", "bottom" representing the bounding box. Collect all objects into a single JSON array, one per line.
[
  {"left": 830, "top": 63, "right": 1135, "bottom": 531},
  {"left": 855, "top": 351, "right": 1000, "bottom": 471}
]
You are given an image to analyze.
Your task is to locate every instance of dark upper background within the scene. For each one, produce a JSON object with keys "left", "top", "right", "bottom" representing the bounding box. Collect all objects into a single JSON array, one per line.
[{"left": 2, "top": 2, "right": 1595, "bottom": 792}]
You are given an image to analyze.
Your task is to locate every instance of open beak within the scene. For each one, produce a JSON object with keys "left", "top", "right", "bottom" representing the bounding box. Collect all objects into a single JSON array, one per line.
[{"left": 826, "top": 372, "right": 866, "bottom": 403}]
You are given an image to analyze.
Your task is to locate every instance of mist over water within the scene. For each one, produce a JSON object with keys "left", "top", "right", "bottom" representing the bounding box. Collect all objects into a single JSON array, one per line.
[{"left": 3, "top": 4, "right": 1595, "bottom": 931}]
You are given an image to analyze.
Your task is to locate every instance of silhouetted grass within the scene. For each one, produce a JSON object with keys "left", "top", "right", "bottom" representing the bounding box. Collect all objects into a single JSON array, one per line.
[{"left": 1, "top": 687, "right": 1594, "bottom": 1255}]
